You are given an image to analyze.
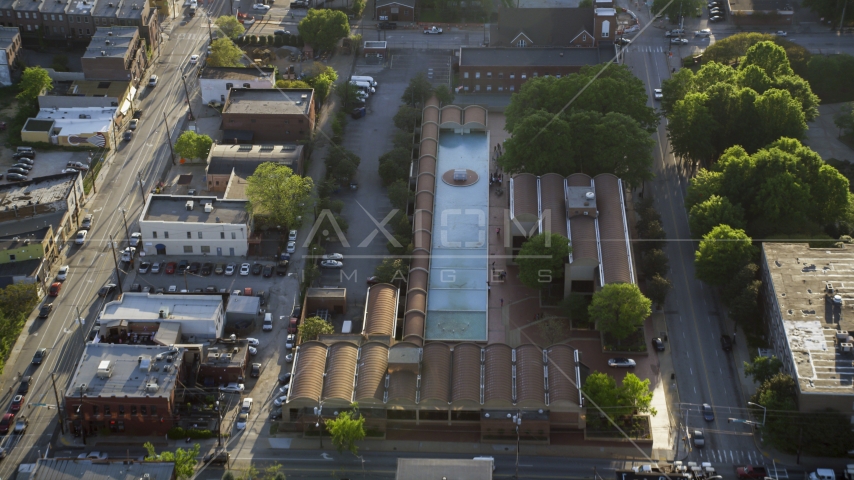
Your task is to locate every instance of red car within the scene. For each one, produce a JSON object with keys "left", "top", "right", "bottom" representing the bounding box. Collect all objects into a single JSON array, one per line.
[
  {"left": 164, "top": 262, "right": 177, "bottom": 274},
  {"left": 0, "top": 413, "right": 13, "bottom": 433},
  {"left": 48, "top": 282, "right": 62, "bottom": 296},
  {"left": 10, "top": 395, "right": 23, "bottom": 412}
]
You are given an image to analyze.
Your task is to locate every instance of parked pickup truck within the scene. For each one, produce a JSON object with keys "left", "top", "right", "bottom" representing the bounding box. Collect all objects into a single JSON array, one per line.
[{"left": 737, "top": 466, "right": 769, "bottom": 479}]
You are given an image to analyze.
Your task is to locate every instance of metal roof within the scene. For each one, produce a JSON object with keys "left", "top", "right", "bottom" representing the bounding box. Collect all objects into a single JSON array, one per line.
[{"left": 30, "top": 459, "right": 175, "bottom": 480}]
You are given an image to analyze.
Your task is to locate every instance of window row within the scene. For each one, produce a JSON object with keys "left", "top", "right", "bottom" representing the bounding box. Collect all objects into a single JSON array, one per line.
[
  {"left": 151, "top": 231, "right": 237, "bottom": 240},
  {"left": 86, "top": 404, "right": 158, "bottom": 416},
  {"left": 463, "top": 85, "right": 515, "bottom": 92},
  {"left": 464, "top": 71, "right": 563, "bottom": 80}
]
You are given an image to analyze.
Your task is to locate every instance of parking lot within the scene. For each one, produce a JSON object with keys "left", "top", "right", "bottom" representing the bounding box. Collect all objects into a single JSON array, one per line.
[
  {"left": 0, "top": 149, "right": 96, "bottom": 185},
  {"left": 390, "top": 54, "right": 453, "bottom": 87}
]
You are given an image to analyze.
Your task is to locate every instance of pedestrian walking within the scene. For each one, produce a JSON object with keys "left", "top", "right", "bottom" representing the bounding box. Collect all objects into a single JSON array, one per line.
[
  {"left": 496, "top": 227, "right": 500, "bottom": 236},
  {"left": 500, "top": 298, "right": 504, "bottom": 307}
]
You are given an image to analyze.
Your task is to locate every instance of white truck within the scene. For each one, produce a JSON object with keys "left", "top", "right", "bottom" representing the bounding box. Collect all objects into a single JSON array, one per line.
[{"left": 423, "top": 26, "right": 443, "bottom": 34}]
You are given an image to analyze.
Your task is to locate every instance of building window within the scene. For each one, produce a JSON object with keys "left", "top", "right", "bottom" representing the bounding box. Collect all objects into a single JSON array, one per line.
[
  {"left": 187, "top": 232, "right": 192, "bottom": 239},
  {"left": 556, "top": 74, "right": 562, "bottom": 78},
  {"left": 533, "top": 72, "right": 538, "bottom": 77},
  {"left": 601, "top": 20, "right": 610, "bottom": 37},
  {"left": 498, "top": 72, "right": 504, "bottom": 79},
  {"left": 197, "top": 232, "right": 203, "bottom": 239},
  {"left": 8, "top": 255, "right": 14, "bottom": 261},
  {"left": 602, "top": 30, "right": 609, "bottom": 37},
  {"left": 464, "top": 72, "right": 469, "bottom": 79},
  {"left": 521, "top": 73, "right": 526, "bottom": 79},
  {"left": 61, "top": 27, "right": 65, "bottom": 33},
  {"left": 151, "top": 406, "right": 157, "bottom": 416},
  {"left": 464, "top": 86, "right": 469, "bottom": 91},
  {"left": 53, "top": 26, "right": 57, "bottom": 32},
  {"left": 475, "top": 72, "right": 480, "bottom": 79},
  {"left": 486, "top": 85, "right": 492, "bottom": 91},
  {"left": 243, "top": 83, "right": 250, "bottom": 88},
  {"left": 583, "top": 34, "right": 587, "bottom": 42},
  {"left": 59, "top": 14, "right": 63, "bottom": 20},
  {"left": 152, "top": 231, "right": 157, "bottom": 238},
  {"left": 104, "top": 405, "right": 110, "bottom": 415},
  {"left": 24, "top": 12, "right": 29, "bottom": 18},
  {"left": 183, "top": 246, "right": 193, "bottom": 253},
  {"left": 231, "top": 232, "right": 236, "bottom": 239},
  {"left": 298, "top": 119, "right": 303, "bottom": 123},
  {"left": 26, "top": 25, "right": 31, "bottom": 31},
  {"left": 486, "top": 72, "right": 492, "bottom": 78},
  {"left": 475, "top": 84, "right": 480, "bottom": 91},
  {"left": 119, "top": 405, "right": 125, "bottom": 415},
  {"left": 51, "top": 14, "right": 55, "bottom": 20},
  {"left": 78, "top": 28, "right": 82, "bottom": 34},
  {"left": 86, "top": 28, "right": 90, "bottom": 34},
  {"left": 220, "top": 232, "right": 225, "bottom": 239},
  {"left": 201, "top": 246, "right": 211, "bottom": 253},
  {"left": 510, "top": 86, "right": 515, "bottom": 91},
  {"left": 510, "top": 73, "right": 515, "bottom": 79},
  {"left": 517, "top": 39, "right": 526, "bottom": 47},
  {"left": 84, "top": 16, "right": 88, "bottom": 22},
  {"left": 498, "top": 86, "right": 504, "bottom": 92},
  {"left": 131, "top": 405, "right": 137, "bottom": 415},
  {"left": 76, "top": 16, "right": 80, "bottom": 22},
  {"left": 283, "top": 120, "right": 290, "bottom": 124},
  {"left": 140, "top": 406, "right": 147, "bottom": 415},
  {"left": 92, "top": 405, "right": 99, "bottom": 415},
  {"left": 15, "top": 12, "right": 20, "bottom": 17}
]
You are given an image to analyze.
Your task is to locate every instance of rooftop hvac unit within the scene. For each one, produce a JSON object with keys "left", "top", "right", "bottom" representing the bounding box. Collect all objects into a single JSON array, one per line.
[
  {"left": 145, "top": 382, "right": 159, "bottom": 393},
  {"left": 97, "top": 360, "right": 113, "bottom": 379},
  {"left": 453, "top": 169, "right": 467, "bottom": 181},
  {"left": 204, "top": 203, "right": 213, "bottom": 213},
  {"left": 139, "top": 357, "right": 151, "bottom": 372},
  {"left": 843, "top": 343, "right": 853, "bottom": 353},
  {"left": 78, "top": 383, "right": 88, "bottom": 393},
  {"left": 186, "top": 200, "right": 194, "bottom": 210},
  {"left": 101, "top": 50, "right": 107, "bottom": 56},
  {"left": 226, "top": 353, "right": 233, "bottom": 361}
]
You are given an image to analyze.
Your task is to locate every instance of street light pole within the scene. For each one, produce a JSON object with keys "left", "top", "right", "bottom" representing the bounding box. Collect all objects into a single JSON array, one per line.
[
  {"left": 181, "top": 74, "right": 195, "bottom": 120},
  {"left": 108, "top": 234, "right": 124, "bottom": 295},
  {"left": 747, "top": 402, "right": 767, "bottom": 426},
  {"left": 119, "top": 207, "right": 131, "bottom": 243},
  {"left": 314, "top": 403, "right": 324, "bottom": 448},
  {"left": 162, "top": 112, "right": 176, "bottom": 165},
  {"left": 512, "top": 412, "right": 522, "bottom": 479}
]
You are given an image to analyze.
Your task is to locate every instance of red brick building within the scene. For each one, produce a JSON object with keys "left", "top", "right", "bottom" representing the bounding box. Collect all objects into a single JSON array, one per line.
[
  {"left": 65, "top": 344, "right": 187, "bottom": 437},
  {"left": 221, "top": 88, "right": 315, "bottom": 143},
  {"left": 81, "top": 27, "right": 148, "bottom": 83},
  {"left": 375, "top": 0, "right": 414, "bottom": 22}
]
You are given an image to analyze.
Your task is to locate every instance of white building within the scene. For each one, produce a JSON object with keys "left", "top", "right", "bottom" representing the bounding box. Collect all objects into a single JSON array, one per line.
[
  {"left": 99, "top": 292, "right": 225, "bottom": 341},
  {"left": 138, "top": 195, "right": 251, "bottom": 257},
  {"left": 199, "top": 66, "right": 275, "bottom": 105}
]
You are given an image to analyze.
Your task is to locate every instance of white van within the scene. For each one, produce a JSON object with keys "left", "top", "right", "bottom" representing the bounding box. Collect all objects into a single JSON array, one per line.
[
  {"left": 349, "top": 80, "right": 376, "bottom": 94},
  {"left": 262, "top": 312, "right": 273, "bottom": 331},
  {"left": 811, "top": 470, "right": 837, "bottom": 480},
  {"left": 350, "top": 75, "right": 378, "bottom": 88},
  {"left": 341, "top": 320, "right": 352, "bottom": 334},
  {"left": 472, "top": 457, "right": 495, "bottom": 471}
]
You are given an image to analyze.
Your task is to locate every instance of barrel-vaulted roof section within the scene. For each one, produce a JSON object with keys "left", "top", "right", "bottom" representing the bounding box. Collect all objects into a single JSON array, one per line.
[
  {"left": 569, "top": 216, "right": 598, "bottom": 261},
  {"left": 364, "top": 284, "right": 398, "bottom": 337},
  {"left": 516, "top": 344, "right": 546, "bottom": 406},
  {"left": 540, "top": 173, "right": 567, "bottom": 238},
  {"left": 354, "top": 342, "right": 389, "bottom": 403},
  {"left": 547, "top": 345, "right": 580, "bottom": 405},
  {"left": 462, "top": 105, "right": 487, "bottom": 128},
  {"left": 483, "top": 344, "right": 513, "bottom": 406},
  {"left": 451, "top": 342, "right": 482, "bottom": 405},
  {"left": 322, "top": 342, "right": 358, "bottom": 402},
  {"left": 288, "top": 342, "right": 328, "bottom": 402},
  {"left": 421, "top": 343, "right": 452, "bottom": 405},
  {"left": 593, "top": 174, "right": 633, "bottom": 284},
  {"left": 566, "top": 173, "right": 592, "bottom": 187},
  {"left": 439, "top": 105, "right": 463, "bottom": 127},
  {"left": 511, "top": 173, "right": 539, "bottom": 221},
  {"left": 387, "top": 370, "right": 418, "bottom": 405}
]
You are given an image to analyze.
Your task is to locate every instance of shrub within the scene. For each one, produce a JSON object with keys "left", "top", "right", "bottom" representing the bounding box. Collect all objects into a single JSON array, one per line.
[{"left": 166, "top": 427, "right": 214, "bottom": 440}]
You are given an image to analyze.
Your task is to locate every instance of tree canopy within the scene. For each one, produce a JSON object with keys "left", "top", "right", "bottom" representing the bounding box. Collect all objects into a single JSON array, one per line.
[
  {"left": 18, "top": 67, "right": 53, "bottom": 100},
  {"left": 298, "top": 9, "right": 349, "bottom": 52},
  {"left": 583, "top": 372, "right": 654, "bottom": 422},
  {"left": 401, "top": 73, "right": 435, "bottom": 108},
  {"left": 245, "top": 163, "right": 314, "bottom": 229},
  {"left": 144, "top": 443, "right": 200, "bottom": 479},
  {"left": 651, "top": 0, "right": 704, "bottom": 25},
  {"left": 694, "top": 224, "right": 755, "bottom": 286},
  {"left": 499, "top": 65, "right": 657, "bottom": 188},
  {"left": 304, "top": 65, "right": 338, "bottom": 103},
  {"left": 213, "top": 15, "right": 245, "bottom": 39},
  {"left": 589, "top": 283, "right": 652, "bottom": 340},
  {"left": 516, "top": 233, "right": 571, "bottom": 289},
  {"left": 299, "top": 316, "right": 334, "bottom": 341},
  {"left": 174, "top": 131, "right": 213, "bottom": 161},
  {"left": 207, "top": 38, "right": 243, "bottom": 67},
  {"left": 688, "top": 194, "right": 746, "bottom": 239},
  {"left": 325, "top": 408, "right": 366, "bottom": 455},
  {"left": 374, "top": 257, "right": 409, "bottom": 284},
  {"left": 743, "top": 355, "right": 783, "bottom": 385},
  {"left": 685, "top": 138, "right": 850, "bottom": 239}
]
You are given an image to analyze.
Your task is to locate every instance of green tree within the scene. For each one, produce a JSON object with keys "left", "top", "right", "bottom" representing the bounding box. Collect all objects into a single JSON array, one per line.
[
  {"left": 688, "top": 194, "right": 746, "bottom": 238},
  {"left": 17, "top": 66, "right": 53, "bottom": 100},
  {"left": 174, "top": 131, "right": 213, "bottom": 161},
  {"left": 741, "top": 41, "right": 795, "bottom": 78},
  {"left": 589, "top": 283, "right": 652, "bottom": 341},
  {"left": 560, "top": 293, "right": 591, "bottom": 327},
  {"left": 835, "top": 103, "right": 854, "bottom": 137},
  {"left": 668, "top": 92, "right": 718, "bottom": 168},
  {"left": 804, "top": 54, "right": 854, "bottom": 104},
  {"left": 640, "top": 248, "right": 669, "bottom": 280},
  {"left": 276, "top": 79, "right": 312, "bottom": 89},
  {"left": 0, "top": 283, "right": 39, "bottom": 320},
  {"left": 694, "top": 225, "right": 755, "bottom": 286},
  {"left": 245, "top": 163, "right": 314, "bottom": 229},
  {"left": 538, "top": 317, "right": 568, "bottom": 346},
  {"left": 744, "top": 355, "right": 783, "bottom": 385},
  {"left": 582, "top": 372, "right": 624, "bottom": 418},
  {"left": 636, "top": 219, "right": 666, "bottom": 253},
  {"left": 646, "top": 274, "right": 672, "bottom": 308},
  {"left": 498, "top": 111, "right": 575, "bottom": 175},
  {"left": 325, "top": 148, "right": 360, "bottom": 182},
  {"left": 620, "top": 373, "right": 655, "bottom": 415},
  {"left": 222, "top": 472, "right": 235, "bottom": 480},
  {"left": 393, "top": 105, "right": 421, "bottom": 132},
  {"left": 144, "top": 442, "right": 201, "bottom": 479},
  {"left": 335, "top": 81, "right": 363, "bottom": 110},
  {"left": 728, "top": 279, "right": 761, "bottom": 327},
  {"left": 214, "top": 15, "right": 245, "bottom": 39},
  {"left": 378, "top": 147, "right": 411, "bottom": 186},
  {"left": 651, "top": 0, "right": 704, "bottom": 24},
  {"left": 351, "top": 0, "right": 365, "bottom": 15},
  {"left": 751, "top": 373, "right": 798, "bottom": 451},
  {"left": 685, "top": 169, "right": 724, "bottom": 210},
  {"left": 386, "top": 179, "right": 411, "bottom": 213},
  {"left": 374, "top": 257, "right": 409, "bottom": 283},
  {"left": 516, "top": 233, "right": 571, "bottom": 289},
  {"left": 304, "top": 66, "right": 338, "bottom": 103},
  {"left": 433, "top": 84, "right": 455, "bottom": 105},
  {"left": 578, "top": 0, "right": 592, "bottom": 5},
  {"left": 299, "top": 315, "right": 334, "bottom": 341},
  {"left": 401, "top": 72, "right": 434, "bottom": 107},
  {"left": 722, "top": 262, "right": 759, "bottom": 302},
  {"left": 325, "top": 408, "right": 366, "bottom": 455},
  {"left": 208, "top": 38, "right": 243, "bottom": 67},
  {"left": 298, "top": 9, "right": 349, "bottom": 52}
]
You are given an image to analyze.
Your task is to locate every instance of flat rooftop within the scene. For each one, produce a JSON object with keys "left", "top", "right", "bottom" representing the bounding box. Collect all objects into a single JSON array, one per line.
[
  {"left": 66, "top": 344, "right": 184, "bottom": 399},
  {"left": 396, "top": 458, "right": 492, "bottom": 480},
  {"left": 729, "top": 0, "right": 792, "bottom": 12},
  {"left": 0, "top": 27, "right": 19, "bottom": 45},
  {"left": 207, "top": 144, "right": 302, "bottom": 175},
  {"left": 33, "top": 106, "right": 116, "bottom": 137},
  {"left": 425, "top": 132, "right": 489, "bottom": 342},
  {"left": 67, "top": 80, "right": 130, "bottom": 98},
  {"left": 460, "top": 47, "right": 605, "bottom": 67},
  {"left": 31, "top": 458, "right": 175, "bottom": 480},
  {"left": 200, "top": 66, "right": 276, "bottom": 81},
  {"left": 142, "top": 195, "right": 249, "bottom": 224},
  {"left": 0, "top": 210, "right": 66, "bottom": 239},
  {"left": 223, "top": 88, "right": 313, "bottom": 116},
  {"left": 67, "top": 0, "right": 95, "bottom": 15},
  {"left": 101, "top": 292, "right": 223, "bottom": 322},
  {"left": 763, "top": 243, "right": 854, "bottom": 395},
  {"left": 0, "top": 174, "right": 78, "bottom": 213}
]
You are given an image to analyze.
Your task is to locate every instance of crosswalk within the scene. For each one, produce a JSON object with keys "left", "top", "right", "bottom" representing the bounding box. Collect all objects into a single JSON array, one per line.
[
  {"left": 692, "top": 450, "right": 789, "bottom": 476},
  {"left": 176, "top": 33, "right": 206, "bottom": 40},
  {"left": 624, "top": 45, "right": 668, "bottom": 53}
]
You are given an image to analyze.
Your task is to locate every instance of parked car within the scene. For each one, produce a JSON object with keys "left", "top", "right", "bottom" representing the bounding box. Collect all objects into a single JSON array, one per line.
[
  {"left": 165, "top": 262, "right": 177, "bottom": 274},
  {"left": 252, "top": 3, "right": 270, "bottom": 9},
  {"left": 12, "top": 163, "right": 32, "bottom": 171},
  {"left": 286, "top": 241, "right": 296, "bottom": 253},
  {"left": 250, "top": 363, "right": 261, "bottom": 378},
  {"left": 289, "top": 0, "right": 309, "bottom": 7},
  {"left": 39, "top": 303, "right": 53, "bottom": 318},
  {"left": 321, "top": 253, "right": 344, "bottom": 260},
  {"left": 251, "top": 263, "right": 263, "bottom": 275},
  {"left": 236, "top": 412, "right": 249, "bottom": 429},
  {"left": 276, "top": 260, "right": 289, "bottom": 276},
  {"left": 188, "top": 262, "right": 200, "bottom": 274},
  {"left": 56, "top": 265, "right": 69, "bottom": 281},
  {"left": 225, "top": 263, "right": 236, "bottom": 276},
  {"left": 262, "top": 264, "right": 274, "bottom": 277},
  {"left": 720, "top": 334, "right": 733, "bottom": 351},
  {"left": 0, "top": 414, "right": 13, "bottom": 434},
  {"left": 98, "top": 284, "right": 117, "bottom": 297},
  {"left": 177, "top": 260, "right": 190, "bottom": 273},
  {"left": 607, "top": 357, "right": 636, "bottom": 368},
  {"left": 285, "top": 334, "right": 295, "bottom": 350},
  {"left": 288, "top": 229, "right": 298, "bottom": 241},
  {"left": 424, "top": 26, "right": 443, "bottom": 34},
  {"left": 120, "top": 247, "right": 136, "bottom": 263},
  {"left": 139, "top": 261, "right": 151, "bottom": 274},
  {"left": 78, "top": 452, "right": 108, "bottom": 460},
  {"left": 273, "top": 29, "right": 290, "bottom": 35},
  {"left": 123, "top": 131, "right": 133, "bottom": 141},
  {"left": 220, "top": 383, "right": 245, "bottom": 393},
  {"left": 133, "top": 110, "right": 143, "bottom": 119},
  {"left": 240, "top": 263, "right": 251, "bottom": 276},
  {"left": 6, "top": 173, "right": 26, "bottom": 181},
  {"left": 7, "top": 168, "right": 28, "bottom": 176},
  {"left": 10, "top": 395, "right": 23, "bottom": 412},
  {"left": 32, "top": 348, "right": 48, "bottom": 365},
  {"left": 130, "top": 232, "right": 142, "bottom": 247},
  {"left": 273, "top": 395, "right": 287, "bottom": 407},
  {"left": 709, "top": 15, "right": 725, "bottom": 21},
  {"left": 13, "top": 152, "right": 35, "bottom": 160},
  {"left": 201, "top": 262, "right": 213, "bottom": 275},
  {"left": 150, "top": 262, "right": 162, "bottom": 274},
  {"left": 18, "top": 376, "right": 31, "bottom": 394},
  {"left": 320, "top": 260, "right": 343, "bottom": 268},
  {"left": 82, "top": 214, "right": 94, "bottom": 230},
  {"left": 128, "top": 119, "right": 139, "bottom": 130},
  {"left": 279, "top": 373, "right": 291, "bottom": 384},
  {"left": 775, "top": 30, "right": 787, "bottom": 36},
  {"left": 189, "top": 54, "right": 200, "bottom": 64},
  {"left": 49, "top": 282, "right": 62, "bottom": 296},
  {"left": 215, "top": 263, "right": 225, "bottom": 275},
  {"left": 652, "top": 337, "right": 665, "bottom": 351}
]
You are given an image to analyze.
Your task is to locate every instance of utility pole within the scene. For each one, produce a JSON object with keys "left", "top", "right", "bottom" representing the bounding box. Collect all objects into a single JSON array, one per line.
[
  {"left": 512, "top": 411, "right": 522, "bottom": 479},
  {"left": 137, "top": 170, "right": 148, "bottom": 204},
  {"left": 181, "top": 74, "right": 195, "bottom": 120},
  {"left": 119, "top": 207, "right": 131, "bottom": 243},
  {"left": 75, "top": 306, "right": 87, "bottom": 347},
  {"left": 108, "top": 234, "right": 124, "bottom": 295},
  {"left": 207, "top": 18, "right": 213, "bottom": 42},
  {"left": 162, "top": 112, "right": 176, "bottom": 165},
  {"left": 50, "top": 373, "right": 66, "bottom": 434}
]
